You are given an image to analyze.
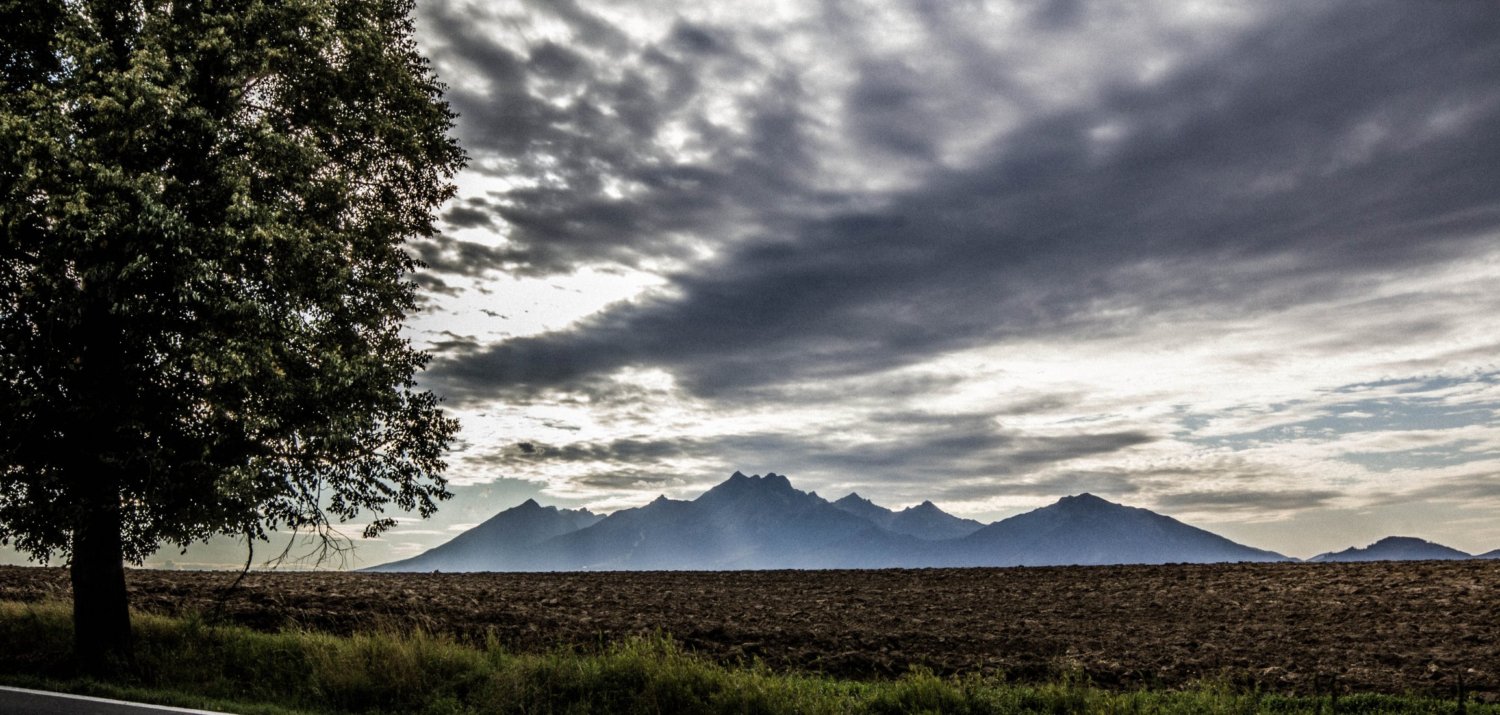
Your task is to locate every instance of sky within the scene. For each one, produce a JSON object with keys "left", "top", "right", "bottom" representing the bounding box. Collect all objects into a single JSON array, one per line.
[
  {"left": 384, "top": 0, "right": 1500, "bottom": 563},
  {"left": 7, "top": 0, "right": 1499, "bottom": 570}
]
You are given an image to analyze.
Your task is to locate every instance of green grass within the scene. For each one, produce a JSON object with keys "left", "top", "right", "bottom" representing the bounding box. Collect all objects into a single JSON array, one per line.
[{"left": 0, "top": 600, "right": 1487, "bottom": 714}]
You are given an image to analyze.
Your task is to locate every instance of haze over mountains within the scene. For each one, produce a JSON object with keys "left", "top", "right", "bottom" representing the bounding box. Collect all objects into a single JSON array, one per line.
[
  {"left": 370, "top": 472, "right": 1498, "bottom": 571},
  {"left": 374, "top": 471, "right": 1345, "bottom": 572},
  {"left": 375, "top": 500, "right": 602, "bottom": 572}
]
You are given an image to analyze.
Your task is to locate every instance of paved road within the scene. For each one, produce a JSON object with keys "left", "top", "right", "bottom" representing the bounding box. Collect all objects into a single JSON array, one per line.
[{"left": 0, "top": 686, "right": 230, "bottom": 714}]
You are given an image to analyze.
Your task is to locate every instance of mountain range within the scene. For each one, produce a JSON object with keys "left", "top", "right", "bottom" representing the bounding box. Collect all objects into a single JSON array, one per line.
[{"left": 372, "top": 471, "right": 1461, "bottom": 572}]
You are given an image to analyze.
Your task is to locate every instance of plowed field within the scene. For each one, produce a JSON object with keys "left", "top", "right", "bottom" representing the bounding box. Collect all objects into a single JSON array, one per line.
[{"left": 3, "top": 561, "right": 1496, "bottom": 700}]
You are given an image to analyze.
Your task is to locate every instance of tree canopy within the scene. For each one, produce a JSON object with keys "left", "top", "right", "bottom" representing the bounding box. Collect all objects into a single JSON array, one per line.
[{"left": 0, "top": 0, "right": 463, "bottom": 636}]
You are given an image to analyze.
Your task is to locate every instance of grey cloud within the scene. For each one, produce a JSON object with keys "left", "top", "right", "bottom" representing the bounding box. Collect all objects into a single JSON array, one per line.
[
  {"left": 440, "top": 207, "right": 494, "bottom": 230},
  {"left": 1188, "top": 371, "right": 1500, "bottom": 451},
  {"left": 1342, "top": 440, "right": 1498, "bottom": 474},
  {"left": 571, "top": 471, "right": 679, "bottom": 490},
  {"left": 934, "top": 471, "right": 1149, "bottom": 503},
  {"left": 471, "top": 421, "right": 1154, "bottom": 499},
  {"left": 867, "top": 410, "right": 998, "bottom": 426},
  {"left": 1365, "top": 470, "right": 1500, "bottom": 507},
  {"left": 733, "top": 371, "right": 967, "bottom": 408},
  {"left": 1153, "top": 489, "right": 1341, "bottom": 513},
  {"left": 429, "top": 0, "right": 1500, "bottom": 403},
  {"left": 1006, "top": 432, "right": 1157, "bottom": 468},
  {"left": 1420, "top": 475, "right": 1500, "bottom": 502},
  {"left": 1379, "top": 343, "right": 1500, "bottom": 374},
  {"left": 932, "top": 454, "right": 1303, "bottom": 504},
  {"left": 991, "top": 393, "right": 1085, "bottom": 417}
]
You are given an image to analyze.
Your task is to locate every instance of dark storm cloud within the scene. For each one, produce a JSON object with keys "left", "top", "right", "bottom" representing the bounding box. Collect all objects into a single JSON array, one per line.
[
  {"left": 666, "top": 20, "right": 727, "bottom": 56},
  {"left": 429, "top": 0, "right": 1500, "bottom": 404},
  {"left": 426, "top": 331, "right": 482, "bottom": 355},
  {"left": 441, "top": 200, "right": 496, "bottom": 229},
  {"left": 419, "top": 0, "right": 824, "bottom": 276},
  {"left": 1030, "top": 0, "right": 1085, "bottom": 32},
  {"left": 411, "top": 234, "right": 522, "bottom": 277},
  {"left": 488, "top": 437, "right": 697, "bottom": 465},
  {"left": 410, "top": 272, "right": 460, "bottom": 297},
  {"left": 847, "top": 59, "right": 940, "bottom": 161}
]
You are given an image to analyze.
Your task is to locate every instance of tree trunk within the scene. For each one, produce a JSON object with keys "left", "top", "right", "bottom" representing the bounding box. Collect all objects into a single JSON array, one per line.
[{"left": 70, "top": 489, "right": 132, "bottom": 677}]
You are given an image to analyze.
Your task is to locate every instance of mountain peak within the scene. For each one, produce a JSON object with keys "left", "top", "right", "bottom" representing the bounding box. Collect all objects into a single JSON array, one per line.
[
  {"left": 517, "top": 498, "right": 541, "bottom": 509},
  {"left": 1052, "top": 493, "right": 1117, "bottom": 511},
  {"left": 715, "top": 471, "right": 794, "bottom": 491},
  {"left": 697, "top": 471, "right": 809, "bottom": 511},
  {"left": 836, "top": 492, "right": 873, "bottom": 506},
  {"left": 1371, "top": 535, "right": 1432, "bottom": 547},
  {"left": 831, "top": 492, "right": 895, "bottom": 526}
]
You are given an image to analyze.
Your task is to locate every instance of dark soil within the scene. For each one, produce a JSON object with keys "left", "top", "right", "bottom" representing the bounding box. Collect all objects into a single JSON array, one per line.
[{"left": 3, "top": 561, "right": 1496, "bottom": 700}]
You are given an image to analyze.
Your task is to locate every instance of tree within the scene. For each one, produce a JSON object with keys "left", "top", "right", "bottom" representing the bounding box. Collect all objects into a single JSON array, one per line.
[{"left": 0, "top": 0, "right": 464, "bottom": 673}]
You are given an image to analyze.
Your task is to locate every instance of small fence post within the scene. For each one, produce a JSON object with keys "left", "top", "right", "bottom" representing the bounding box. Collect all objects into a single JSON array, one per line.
[{"left": 1456, "top": 669, "right": 1467, "bottom": 715}]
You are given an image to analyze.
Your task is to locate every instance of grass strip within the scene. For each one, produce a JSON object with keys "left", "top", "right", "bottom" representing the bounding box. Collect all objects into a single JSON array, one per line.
[{"left": 0, "top": 600, "right": 1488, "bottom": 714}]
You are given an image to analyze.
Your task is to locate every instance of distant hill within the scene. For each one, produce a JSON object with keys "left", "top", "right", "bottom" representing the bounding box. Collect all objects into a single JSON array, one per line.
[
  {"left": 1477, "top": 549, "right": 1500, "bottom": 559},
  {"left": 364, "top": 499, "right": 600, "bottom": 572},
  {"left": 831, "top": 493, "right": 983, "bottom": 540},
  {"left": 942, "top": 493, "right": 1289, "bottom": 566},
  {"left": 1309, "top": 536, "right": 1471, "bottom": 562},
  {"left": 368, "top": 472, "right": 1295, "bottom": 571}
]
